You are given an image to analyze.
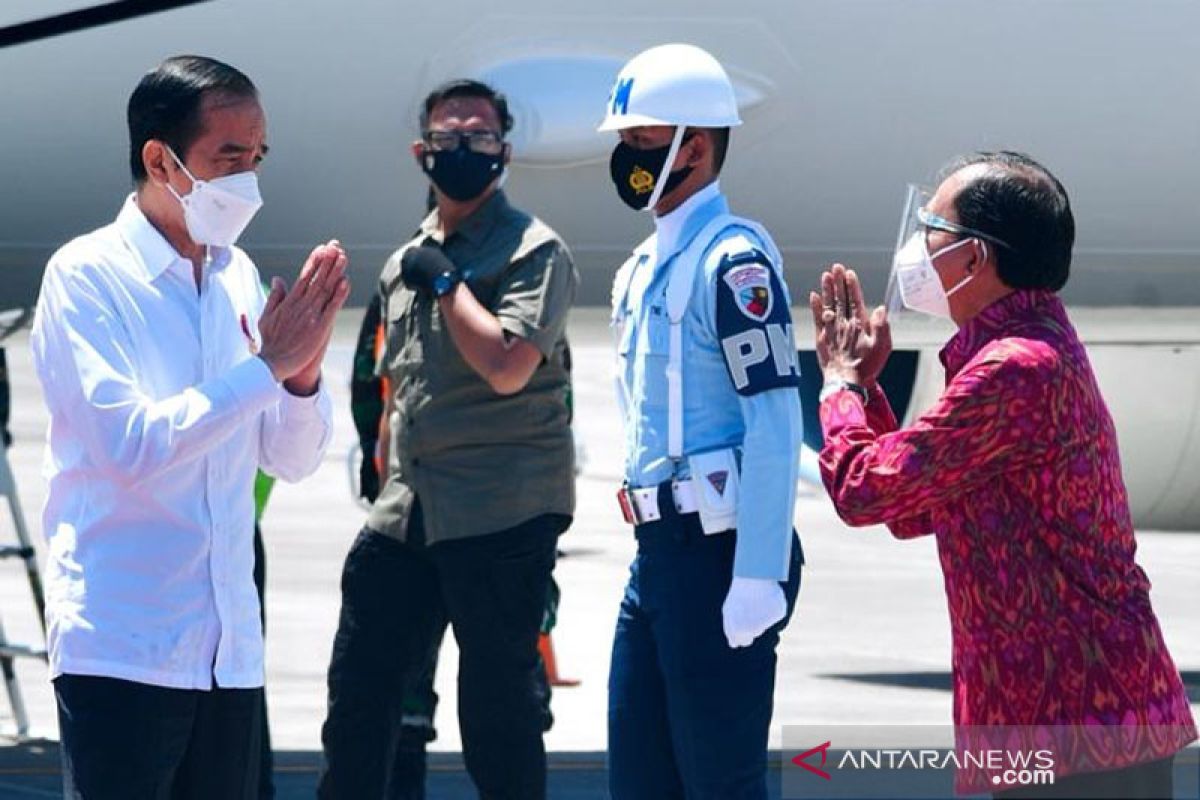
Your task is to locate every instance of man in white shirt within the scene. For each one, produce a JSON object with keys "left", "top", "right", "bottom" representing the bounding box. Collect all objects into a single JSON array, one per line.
[{"left": 30, "top": 55, "right": 347, "bottom": 799}]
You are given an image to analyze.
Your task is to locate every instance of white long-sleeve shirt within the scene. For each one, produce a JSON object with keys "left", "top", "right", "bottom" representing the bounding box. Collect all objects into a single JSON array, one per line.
[{"left": 30, "top": 195, "right": 333, "bottom": 690}]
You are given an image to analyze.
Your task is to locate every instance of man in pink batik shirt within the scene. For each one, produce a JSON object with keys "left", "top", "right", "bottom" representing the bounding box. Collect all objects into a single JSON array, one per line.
[{"left": 809, "top": 151, "right": 1195, "bottom": 799}]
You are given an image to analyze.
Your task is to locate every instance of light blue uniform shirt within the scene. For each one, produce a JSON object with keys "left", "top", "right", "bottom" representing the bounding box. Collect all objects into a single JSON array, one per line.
[{"left": 612, "top": 182, "right": 802, "bottom": 580}]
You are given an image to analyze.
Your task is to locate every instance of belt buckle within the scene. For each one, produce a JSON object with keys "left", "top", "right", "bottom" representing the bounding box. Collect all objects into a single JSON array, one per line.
[{"left": 616, "top": 485, "right": 643, "bottom": 526}]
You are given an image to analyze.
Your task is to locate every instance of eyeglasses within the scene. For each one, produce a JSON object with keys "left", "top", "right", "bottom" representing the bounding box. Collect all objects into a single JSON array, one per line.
[
  {"left": 422, "top": 129, "right": 504, "bottom": 155},
  {"left": 917, "top": 207, "right": 1013, "bottom": 250}
]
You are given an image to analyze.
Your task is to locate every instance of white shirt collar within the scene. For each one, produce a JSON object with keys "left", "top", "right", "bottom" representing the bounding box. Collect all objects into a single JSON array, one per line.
[
  {"left": 114, "top": 193, "right": 226, "bottom": 281},
  {"left": 653, "top": 180, "right": 722, "bottom": 258}
]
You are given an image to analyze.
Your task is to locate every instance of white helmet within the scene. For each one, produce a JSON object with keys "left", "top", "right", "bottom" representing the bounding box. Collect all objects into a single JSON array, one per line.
[{"left": 598, "top": 43, "right": 742, "bottom": 132}]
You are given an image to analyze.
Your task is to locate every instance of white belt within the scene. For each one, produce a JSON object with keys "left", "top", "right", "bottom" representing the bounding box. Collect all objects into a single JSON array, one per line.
[{"left": 617, "top": 479, "right": 699, "bottom": 525}]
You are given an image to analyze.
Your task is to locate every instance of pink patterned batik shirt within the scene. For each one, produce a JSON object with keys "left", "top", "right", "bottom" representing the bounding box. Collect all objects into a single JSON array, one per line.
[{"left": 819, "top": 289, "right": 1196, "bottom": 792}]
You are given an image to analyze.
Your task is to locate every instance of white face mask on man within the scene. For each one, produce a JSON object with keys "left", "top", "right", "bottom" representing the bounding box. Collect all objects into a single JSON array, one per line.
[
  {"left": 891, "top": 234, "right": 980, "bottom": 319},
  {"left": 165, "top": 146, "right": 263, "bottom": 247}
]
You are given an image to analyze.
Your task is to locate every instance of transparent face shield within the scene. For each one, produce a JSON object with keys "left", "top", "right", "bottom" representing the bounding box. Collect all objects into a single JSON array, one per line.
[
  {"left": 883, "top": 183, "right": 1014, "bottom": 314},
  {"left": 884, "top": 184, "right": 934, "bottom": 314}
]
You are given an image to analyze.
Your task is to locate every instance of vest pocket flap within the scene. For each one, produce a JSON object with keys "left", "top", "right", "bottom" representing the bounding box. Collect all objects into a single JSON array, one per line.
[{"left": 689, "top": 448, "right": 739, "bottom": 534}]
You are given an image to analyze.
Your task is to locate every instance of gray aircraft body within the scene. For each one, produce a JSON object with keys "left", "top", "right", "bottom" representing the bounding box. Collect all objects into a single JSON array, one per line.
[{"left": 2, "top": 0, "right": 1198, "bottom": 528}]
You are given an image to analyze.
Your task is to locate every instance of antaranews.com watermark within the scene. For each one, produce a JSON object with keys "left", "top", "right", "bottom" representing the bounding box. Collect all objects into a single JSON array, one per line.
[
  {"left": 781, "top": 724, "right": 1196, "bottom": 799},
  {"left": 794, "top": 739, "right": 1053, "bottom": 784}
]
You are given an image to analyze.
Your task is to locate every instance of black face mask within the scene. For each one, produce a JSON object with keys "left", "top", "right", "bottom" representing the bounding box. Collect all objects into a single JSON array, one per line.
[
  {"left": 609, "top": 137, "right": 694, "bottom": 211},
  {"left": 421, "top": 146, "right": 504, "bottom": 202}
]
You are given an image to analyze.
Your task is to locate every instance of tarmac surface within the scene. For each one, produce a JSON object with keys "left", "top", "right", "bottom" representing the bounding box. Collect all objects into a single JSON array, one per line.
[{"left": 1, "top": 308, "right": 1197, "bottom": 798}]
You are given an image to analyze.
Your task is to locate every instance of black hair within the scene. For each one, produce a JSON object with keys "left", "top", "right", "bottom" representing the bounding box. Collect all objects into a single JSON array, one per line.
[
  {"left": 419, "top": 79, "right": 513, "bottom": 136},
  {"left": 940, "top": 151, "right": 1075, "bottom": 292},
  {"left": 127, "top": 55, "right": 257, "bottom": 184}
]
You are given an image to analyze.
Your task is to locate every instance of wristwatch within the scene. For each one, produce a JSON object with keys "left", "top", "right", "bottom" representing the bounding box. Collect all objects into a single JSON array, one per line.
[
  {"left": 819, "top": 379, "right": 870, "bottom": 405},
  {"left": 431, "top": 270, "right": 461, "bottom": 298}
]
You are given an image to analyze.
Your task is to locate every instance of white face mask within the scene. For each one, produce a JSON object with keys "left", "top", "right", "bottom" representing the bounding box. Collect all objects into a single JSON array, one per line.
[
  {"left": 891, "top": 233, "right": 977, "bottom": 319},
  {"left": 165, "top": 147, "right": 263, "bottom": 247}
]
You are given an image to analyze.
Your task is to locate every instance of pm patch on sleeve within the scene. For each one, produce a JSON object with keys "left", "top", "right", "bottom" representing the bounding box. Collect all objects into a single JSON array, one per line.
[{"left": 715, "top": 249, "right": 801, "bottom": 396}]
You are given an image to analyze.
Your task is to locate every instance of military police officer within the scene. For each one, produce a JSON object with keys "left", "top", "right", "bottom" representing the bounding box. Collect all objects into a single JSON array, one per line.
[{"left": 601, "top": 44, "right": 805, "bottom": 799}]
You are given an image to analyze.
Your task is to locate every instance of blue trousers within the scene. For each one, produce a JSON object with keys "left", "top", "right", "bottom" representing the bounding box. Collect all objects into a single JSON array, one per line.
[{"left": 608, "top": 504, "right": 803, "bottom": 800}]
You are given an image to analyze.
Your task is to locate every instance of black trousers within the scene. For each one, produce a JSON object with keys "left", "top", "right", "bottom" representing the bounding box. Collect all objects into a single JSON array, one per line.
[
  {"left": 54, "top": 674, "right": 262, "bottom": 800},
  {"left": 253, "top": 522, "right": 275, "bottom": 799},
  {"left": 318, "top": 506, "right": 566, "bottom": 800}
]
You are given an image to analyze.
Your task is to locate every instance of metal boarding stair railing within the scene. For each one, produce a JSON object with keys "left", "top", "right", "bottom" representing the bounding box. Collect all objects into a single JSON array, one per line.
[
  {"left": 0, "top": 307, "right": 49, "bottom": 738},
  {"left": 0, "top": 438, "right": 48, "bottom": 740}
]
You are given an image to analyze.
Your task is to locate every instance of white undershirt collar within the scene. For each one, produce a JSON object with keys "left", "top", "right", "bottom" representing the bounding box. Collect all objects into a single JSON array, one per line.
[{"left": 654, "top": 180, "right": 722, "bottom": 260}]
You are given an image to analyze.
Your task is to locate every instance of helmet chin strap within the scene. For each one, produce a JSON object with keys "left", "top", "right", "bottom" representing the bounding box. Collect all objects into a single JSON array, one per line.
[{"left": 644, "top": 125, "right": 688, "bottom": 213}]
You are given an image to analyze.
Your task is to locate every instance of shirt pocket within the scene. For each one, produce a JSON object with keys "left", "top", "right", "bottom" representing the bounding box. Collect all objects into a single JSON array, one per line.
[
  {"left": 227, "top": 297, "right": 261, "bottom": 368},
  {"left": 382, "top": 291, "right": 421, "bottom": 371},
  {"left": 616, "top": 316, "right": 634, "bottom": 358},
  {"left": 637, "top": 308, "right": 671, "bottom": 410},
  {"left": 211, "top": 260, "right": 264, "bottom": 367}
]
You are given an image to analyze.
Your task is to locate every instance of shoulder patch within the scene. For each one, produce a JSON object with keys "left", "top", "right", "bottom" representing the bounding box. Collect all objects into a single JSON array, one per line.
[
  {"left": 721, "top": 249, "right": 775, "bottom": 322},
  {"left": 714, "top": 249, "right": 800, "bottom": 396}
]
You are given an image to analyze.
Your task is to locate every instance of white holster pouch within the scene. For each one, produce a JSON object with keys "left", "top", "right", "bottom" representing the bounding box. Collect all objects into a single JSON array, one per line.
[{"left": 688, "top": 448, "right": 739, "bottom": 534}]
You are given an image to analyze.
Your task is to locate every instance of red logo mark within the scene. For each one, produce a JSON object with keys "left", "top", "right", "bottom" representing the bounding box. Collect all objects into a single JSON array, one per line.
[{"left": 792, "top": 741, "right": 832, "bottom": 780}]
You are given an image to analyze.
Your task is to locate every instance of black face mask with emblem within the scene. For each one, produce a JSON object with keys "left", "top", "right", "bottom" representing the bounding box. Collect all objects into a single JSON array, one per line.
[
  {"left": 421, "top": 146, "right": 503, "bottom": 203},
  {"left": 608, "top": 139, "right": 694, "bottom": 211}
]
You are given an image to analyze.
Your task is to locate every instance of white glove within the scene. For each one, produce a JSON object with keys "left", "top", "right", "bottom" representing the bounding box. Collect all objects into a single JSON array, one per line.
[{"left": 721, "top": 576, "right": 787, "bottom": 649}]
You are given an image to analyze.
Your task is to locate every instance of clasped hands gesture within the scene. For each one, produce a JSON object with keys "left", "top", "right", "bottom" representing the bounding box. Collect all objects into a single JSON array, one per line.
[
  {"left": 808, "top": 263, "right": 892, "bottom": 389},
  {"left": 257, "top": 240, "right": 351, "bottom": 396}
]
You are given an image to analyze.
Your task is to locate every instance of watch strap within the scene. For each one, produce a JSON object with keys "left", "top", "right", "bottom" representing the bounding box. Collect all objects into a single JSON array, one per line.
[
  {"left": 819, "top": 379, "right": 870, "bottom": 404},
  {"left": 432, "top": 270, "right": 462, "bottom": 298}
]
